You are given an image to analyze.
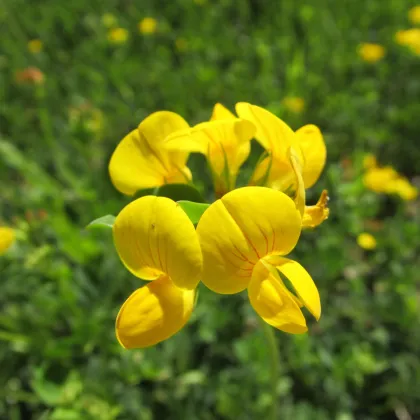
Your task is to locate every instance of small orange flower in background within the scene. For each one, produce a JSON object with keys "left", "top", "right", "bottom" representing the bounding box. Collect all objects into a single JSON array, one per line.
[
  {"left": 395, "top": 28, "right": 420, "bottom": 55},
  {"left": 408, "top": 5, "right": 420, "bottom": 25},
  {"left": 357, "top": 233, "right": 377, "bottom": 250},
  {"left": 138, "top": 17, "right": 157, "bottom": 35},
  {"left": 358, "top": 43, "right": 386, "bottom": 63},
  {"left": 28, "top": 39, "right": 43, "bottom": 54},
  {"left": 107, "top": 27, "right": 129, "bottom": 44},
  {"left": 283, "top": 97, "right": 305, "bottom": 113},
  {"left": 0, "top": 227, "right": 15, "bottom": 255},
  {"left": 15, "top": 67, "right": 45, "bottom": 84}
]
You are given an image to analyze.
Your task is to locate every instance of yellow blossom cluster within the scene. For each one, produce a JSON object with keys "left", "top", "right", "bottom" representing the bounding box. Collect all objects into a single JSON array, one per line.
[
  {"left": 105, "top": 102, "right": 329, "bottom": 348},
  {"left": 363, "top": 154, "right": 418, "bottom": 201}
]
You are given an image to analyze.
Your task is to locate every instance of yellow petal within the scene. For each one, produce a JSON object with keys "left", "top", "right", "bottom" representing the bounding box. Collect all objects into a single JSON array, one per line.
[
  {"left": 248, "top": 260, "right": 307, "bottom": 333},
  {"left": 302, "top": 190, "right": 330, "bottom": 228},
  {"left": 116, "top": 275, "right": 195, "bottom": 349},
  {"left": 295, "top": 124, "right": 326, "bottom": 188},
  {"left": 164, "top": 119, "right": 255, "bottom": 194},
  {"left": 289, "top": 148, "right": 305, "bottom": 216},
  {"left": 235, "top": 102, "right": 300, "bottom": 160},
  {"left": 0, "top": 227, "right": 15, "bottom": 255},
  {"left": 113, "top": 196, "right": 202, "bottom": 289},
  {"left": 197, "top": 186, "right": 302, "bottom": 294},
  {"left": 265, "top": 256, "right": 321, "bottom": 320},
  {"left": 210, "top": 103, "right": 236, "bottom": 121},
  {"left": 109, "top": 111, "right": 191, "bottom": 195}
]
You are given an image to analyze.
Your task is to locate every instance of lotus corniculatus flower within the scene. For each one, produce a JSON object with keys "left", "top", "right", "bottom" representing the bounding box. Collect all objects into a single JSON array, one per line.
[
  {"left": 113, "top": 196, "right": 202, "bottom": 348},
  {"left": 196, "top": 186, "right": 321, "bottom": 333},
  {"left": 109, "top": 111, "right": 192, "bottom": 195}
]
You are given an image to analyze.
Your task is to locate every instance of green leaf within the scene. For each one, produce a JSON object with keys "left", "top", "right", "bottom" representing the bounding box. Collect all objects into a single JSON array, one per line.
[
  {"left": 178, "top": 201, "right": 210, "bottom": 224},
  {"left": 86, "top": 215, "right": 115, "bottom": 230},
  {"left": 134, "top": 183, "right": 206, "bottom": 203}
]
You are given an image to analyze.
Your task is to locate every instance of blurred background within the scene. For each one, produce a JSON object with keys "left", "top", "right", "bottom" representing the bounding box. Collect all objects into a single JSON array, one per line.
[{"left": 1, "top": 0, "right": 420, "bottom": 419}]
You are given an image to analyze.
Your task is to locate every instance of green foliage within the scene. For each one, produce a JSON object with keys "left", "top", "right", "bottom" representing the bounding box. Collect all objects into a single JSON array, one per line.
[{"left": 1, "top": 0, "right": 420, "bottom": 419}]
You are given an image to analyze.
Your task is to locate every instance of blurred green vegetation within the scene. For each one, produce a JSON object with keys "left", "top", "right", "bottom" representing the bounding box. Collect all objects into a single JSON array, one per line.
[{"left": 1, "top": 0, "right": 420, "bottom": 418}]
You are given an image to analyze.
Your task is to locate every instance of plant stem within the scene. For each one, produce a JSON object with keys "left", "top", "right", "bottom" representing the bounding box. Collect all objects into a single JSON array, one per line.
[{"left": 259, "top": 318, "right": 280, "bottom": 420}]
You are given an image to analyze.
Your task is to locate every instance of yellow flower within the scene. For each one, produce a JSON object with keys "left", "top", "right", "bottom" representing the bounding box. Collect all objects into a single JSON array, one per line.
[
  {"left": 107, "top": 27, "right": 129, "bottom": 44},
  {"left": 113, "top": 196, "right": 202, "bottom": 348},
  {"left": 163, "top": 103, "right": 256, "bottom": 197},
  {"left": 408, "top": 6, "right": 420, "bottom": 25},
  {"left": 363, "top": 153, "right": 377, "bottom": 170},
  {"left": 102, "top": 13, "right": 118, "bottom": 28},
  {"left": 0, "top": 227, "right": 15, "bottom": 255},
  {"left": 236, "top": 102, "right": 326, "bottom": 191},
  {"left": 357, "top": 233, "right": 377, "bottom": 250},
  {"left": 138, "top": 17, "right": 157, "bottom": 35},
  {"left": 283, "top": 97, "right": 305, "bottom": 113},
  {"left": 363, "top": 166, "right": 399, "bottom": 193},
  {"left": 387, "top": 178, "right": 418, "bottom": 201},
  {"left": 196, "top": 187, "right": 321, "bottom": 333},
  {"left": 28, "top": 39, "right": 43, "bottom": 54},
  {"left": 358, "top": 43, "right": 386, "bottom": 63},
  {"left": 302, "top": 190, "right": 330, "bottom": 228},
  {"left": 109, "top": 111, "right": 192, "bottom": 195},
  {"left": 15, "top": 67, "right": 45, "bottom": 84},
  {"left": 363, "top": 163, "right": 417, "bottom": 200}
]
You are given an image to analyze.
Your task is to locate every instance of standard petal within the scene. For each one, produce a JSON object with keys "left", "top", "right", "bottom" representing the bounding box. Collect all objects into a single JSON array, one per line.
[
  {"left": 138, "top": 111, "right": 190, "bottom": 169},
  {"left": 289, "top": 148, "right": 305, "bottom": 216},
  {"left": 196, "top": 187, "right": 302, "bottom": 294},
  {"left": 0, "top": 227, "right": 15, "bottom": 255},
  {"left": 266, "top": 256, "right": 321, "bottom": 320},
  {"left": 113, "top": 196, "right": 202, "bottom": 289},
  {"left": 116, "top": 275, "right": 195, "bottom": 349},
  {"left": 109, "top": 128, "right": 168, "bottom": 195},
  {"left": 210, "top": 103, "right": 236, "bottom": 121},
  {"left": 235, "top": 102, "right": 301, "bottom": 160},
  {"left": 248, "top": 260, "right": 307, "bottom": 333},
  {"left": 295, "top": 124, "right": 326, "bottom": 188}
]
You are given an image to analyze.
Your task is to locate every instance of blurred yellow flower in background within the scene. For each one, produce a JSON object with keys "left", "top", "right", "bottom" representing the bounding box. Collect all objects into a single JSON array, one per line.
[
  {"left": 395, "top": 28, "right": 420, "bottom": 54},
  {"left": 107, "top": 27, "right": 129, "bottom": 44},
  {"left": 362, "top": 155, "right": 418, "bottom": 201},
  {"left": 357, "top": 233, "right": 377, "bottom": 250},
  {"left": 363, "top": 153, "right": 377, "bottom": 170},
  {"left": 102, "top": 13, "right": 118, "bottom": 28},
  {"left": 138, "top": 17, "right": 157, "bottom": 35},
  {"left": 408, "top": 5, "right": 420, "bottom": 25},
  {"left": 28, "top": 39, "right": 43, "bottom": 54},
  {"left": 358, "top": 43, "right": 386, "bottom": 62},
  {"left": 283, "top": 96, "right": 305, "bottom": 113},
  {"left": 0, "top": 227, "right": 15, "bottom": 255}
]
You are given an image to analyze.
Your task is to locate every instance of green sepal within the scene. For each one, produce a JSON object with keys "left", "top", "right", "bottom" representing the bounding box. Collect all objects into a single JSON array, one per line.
[
  {"left": 86, "top": 215, "right": 115, "bottom": 230},
  {"left": 177, "top": 201, "right": 210, "bottom": 224}
]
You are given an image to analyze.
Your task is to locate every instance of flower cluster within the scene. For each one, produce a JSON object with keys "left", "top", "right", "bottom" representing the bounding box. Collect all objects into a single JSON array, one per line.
[
  {"left": 106, "top": 103, "right": 329, "bottom": 349},
  {"left": 363, "top": 154, "right": 418, "bottom": 201}
]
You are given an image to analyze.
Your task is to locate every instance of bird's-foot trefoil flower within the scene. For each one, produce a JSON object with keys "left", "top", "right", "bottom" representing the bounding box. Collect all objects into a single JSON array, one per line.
[
  {"left": 0, "top": 227, "right": 15, "bottom": 255},
  {"left": 196, "top": 186, "right": 321, "bottom": 333},
  {"left": 235, "top": 102, "right": 327, "bottom": 192},
  {"left": 109, "top": 111, "right": 192, "bottom": 195},
  {"left": 113, "top": 196, "right": 203, "bottom": 348},
  {"left": 163, "top": 103, "right": 256, "bottom": 197}
]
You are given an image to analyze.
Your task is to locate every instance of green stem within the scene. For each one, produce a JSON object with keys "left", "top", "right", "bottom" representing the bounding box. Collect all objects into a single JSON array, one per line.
[{"left": 259, "top": 318, "right": 280, "bottom": 420}]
